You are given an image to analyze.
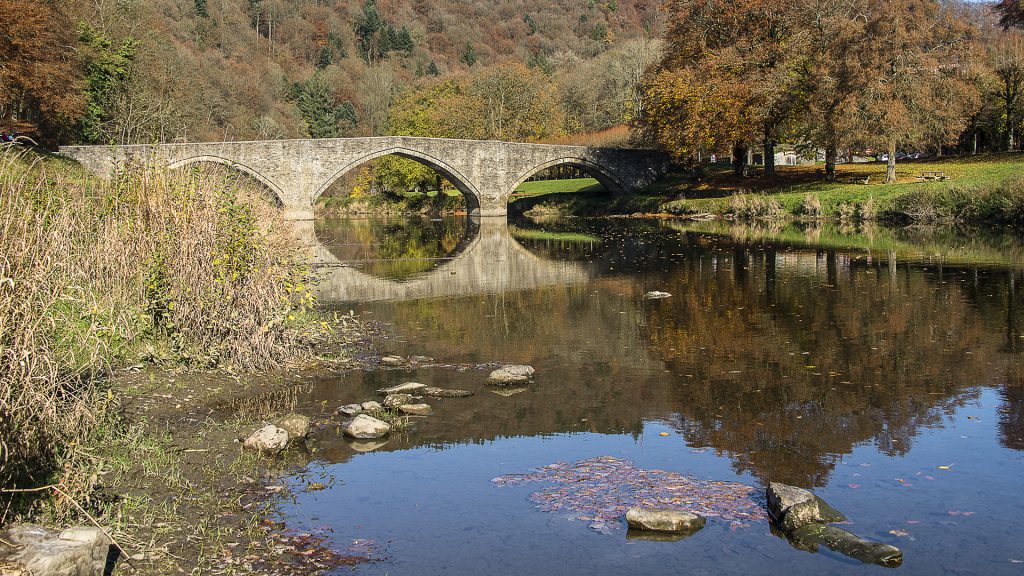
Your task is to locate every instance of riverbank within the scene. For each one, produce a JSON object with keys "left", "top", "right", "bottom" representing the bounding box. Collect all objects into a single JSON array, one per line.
[
  {"left": 511, "top": 153, "right": 1024, "bottom": 226},
  {"left": 0, "top": 149, "right": 376, "bottom": 574}
]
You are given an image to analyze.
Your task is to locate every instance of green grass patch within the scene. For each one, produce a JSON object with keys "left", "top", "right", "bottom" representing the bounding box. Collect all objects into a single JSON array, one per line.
[
  {"left": 508, "top": 225, "right": 604, "bottom": 244},
  {"left": 512, "top": 177, "right": 604, "bottom": 199}
]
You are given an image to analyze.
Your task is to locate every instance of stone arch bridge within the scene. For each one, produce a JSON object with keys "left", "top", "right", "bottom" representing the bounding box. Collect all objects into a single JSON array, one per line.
[{"left": 60, "top": 137, "right": 671, "bottom": 218}]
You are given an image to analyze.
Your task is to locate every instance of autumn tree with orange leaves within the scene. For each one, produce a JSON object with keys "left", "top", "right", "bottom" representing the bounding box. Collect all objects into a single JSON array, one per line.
[
  {"left": 639, "top": 0, "right": 806, "bottom": 176},
  {"left": 0, "top": 0, "right": 84, "bottom": 142}
]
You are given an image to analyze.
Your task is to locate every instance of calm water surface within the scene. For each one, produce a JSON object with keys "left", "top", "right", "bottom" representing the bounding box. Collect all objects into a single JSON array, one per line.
[{"left": 283, "top": 216, "right": 1024, "bottom": 575}]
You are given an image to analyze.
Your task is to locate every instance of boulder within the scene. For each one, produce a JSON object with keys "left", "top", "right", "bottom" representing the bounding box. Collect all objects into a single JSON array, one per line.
[
  {"left": 343, "top": 414, "right": 391, "bottom": 439},
  {"left": 789, "top": 524, "right": 903, "bottom": 567},
  {"left": 421, "top": 386, "right": 474, "bottom": 398},
  {"left": 409, "top": 355, "right": 434, "bottom": 363},
  {"left": 273, "top": 413, "right": 310, "bottom": 438},
  {"left": 0, "top": 524, "right": 111, "bottom": 576},
  {"left": 338, "top": 404, "right": 363, "bottom": 417},
  {"left": 243, "top": 425, "right": 289, "bottom": 454},
  {"left": 644, "top": 291, "right": 672, "bottom": 299},
  {"left": 399, "top": 403, "right": 433, "bottom": 416},
  {"left": 380, "top": 355, "right": 406, "bottom": 367},
  {"left": 487, "top": 365, "right": 535, "bottom": 386},
  {"left": 383, "top": 393, "right": 416, "bottom": 409},
  {"left": 625, "top": 507, "right": 706, "bottom": 534},
  {"left": 360, "top": 401, "right": 383, "bottom": 413},
  {"left": 767, "top": 482, "right": 845, "bottom": 532},
  {"left": 377, "top": 382, "right": 428, "bottom": 395}
]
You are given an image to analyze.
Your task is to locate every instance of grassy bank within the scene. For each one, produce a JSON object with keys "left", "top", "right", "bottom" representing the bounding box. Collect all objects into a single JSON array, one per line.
[
  {"left": 0, "top": 149, "right": 337, "bottom": 556},
  {"left": 512, "top": 154, "right": 1024, "bottom": 226}
]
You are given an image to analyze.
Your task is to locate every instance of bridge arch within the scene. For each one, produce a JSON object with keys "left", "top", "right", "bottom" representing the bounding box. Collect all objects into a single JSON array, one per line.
[
  {"left": 507, "top": 157, "right": 630, "bottom": 200},
  {"left": 166, "top": 155, "right": 287, "bottom": 206},
  {"left": 312, "top": 146, "right": 483, "bottom": 216}
]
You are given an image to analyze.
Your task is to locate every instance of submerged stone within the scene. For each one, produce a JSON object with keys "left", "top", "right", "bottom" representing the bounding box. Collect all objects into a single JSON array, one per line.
[
  {"left": 380, "top": 355, "right": 405, "bottom": 367},
  {"left": 378, "top": 382, "right": 428, "bottom": 395},
  {"left": 243, "top": 424, "right": 289, "bottom": 454},
  {"left": 490, "top": 387, "right": 528, "bottom": 397},
  {"left": 0, "top": 524, "right": 111, "bottom": 576},
  {"left": 348, "top": 438, "right": 389, "bottom": 453},
  {"left": 338, "top": 404, "right": 363, "bottom": 417},
  {"left": 421, "top": 386, "right": 474, "bottom": 398},
  {"left": 789, "top": 524, "right": 903, "bottom": 567},
  {"left": 626, "top": 507, "right": 706, "bottom": 534},
  {"left": 273, "top": 413, "right": 310, "bottom": 438},
  {"left": 487, "top": 365, "right": 535, "bottom": 386},
  {"left": 343, "top": 414, "right": 391, "bottom": 439}
]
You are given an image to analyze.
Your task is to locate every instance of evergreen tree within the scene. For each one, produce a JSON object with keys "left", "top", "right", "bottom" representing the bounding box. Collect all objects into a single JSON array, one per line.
[
  {"left": 194, "top": 0, "right": 208, "bottom": 18},
  {"left": 427, "top": 61, "right": 441, "bottom": 76},
  {"left": 460, "top": 43, "right": 477, "bottom": 67},
  {"left": 355, "top": 0, "right": 386, "bottom": 63},
  {"left": 296, "top": 75, "right": 356, "bottom": 138}
]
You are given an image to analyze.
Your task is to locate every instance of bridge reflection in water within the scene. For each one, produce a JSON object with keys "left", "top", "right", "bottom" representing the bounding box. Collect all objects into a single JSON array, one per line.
[{"left": 294, "top": 217, "right": 593, "bottom": 302}]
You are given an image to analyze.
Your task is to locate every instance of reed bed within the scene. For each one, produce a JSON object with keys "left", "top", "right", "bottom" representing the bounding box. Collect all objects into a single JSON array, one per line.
[{"left": 0, "top": 149, "right": 322, "bottom": 519}]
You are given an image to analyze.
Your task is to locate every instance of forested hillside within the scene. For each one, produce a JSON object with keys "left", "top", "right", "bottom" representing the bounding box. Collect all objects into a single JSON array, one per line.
[{"left": 0, "top": 0, "right": 660, "bottom": 145}]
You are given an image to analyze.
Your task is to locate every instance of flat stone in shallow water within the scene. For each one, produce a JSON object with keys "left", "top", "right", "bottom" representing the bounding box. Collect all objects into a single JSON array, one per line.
[
  {"left": 421, "top": 386, "right": 474, "bottom": 398},
  {"left": 399, "top": 403, "right": 433, "bottom": 416},
  {"left": 378, "top": 382, "right": 428, "bottom": 395},
  {"left": 487, "top": 365, "right": 535, "bottom": 386},
  {"left": 0, "top": 524, "right": 111, "bottom": 576},
  {"left": 789, "top": 524, "right": 903, "bottom": 567},
  {"left": 383, "top": 394, "right": 416, "bottom": 408},
  {"left": 243, "top": 424, "right": 289, "bottom": 454},
  {"left": 626, "top": 507, "right": 706, "bottom": 534},
  {"left": 380, "top": 355, "right": 405, "bottom": 366},
  {"left": 360, "top": 401, "right": 383, "bottom": 412},
  {"left": 338, "top": 404, "right": 363, "bottom": 417},
  {"left": 344, "top": 414, "right": 391, "bottom": 439}
]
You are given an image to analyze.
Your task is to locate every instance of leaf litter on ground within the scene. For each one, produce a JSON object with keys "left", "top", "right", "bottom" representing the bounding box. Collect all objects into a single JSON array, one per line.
[{"left": 493, "top": 456, "right": 764, "bottom": 534}]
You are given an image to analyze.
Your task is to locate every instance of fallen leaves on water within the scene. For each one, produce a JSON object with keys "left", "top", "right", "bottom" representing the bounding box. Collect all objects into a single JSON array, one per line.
[
  {"left": 888, "top": 529, "right": 912, "bottom": 537},
  {"left": 492, "top": 456, "right": 764, "bottom": 534}
]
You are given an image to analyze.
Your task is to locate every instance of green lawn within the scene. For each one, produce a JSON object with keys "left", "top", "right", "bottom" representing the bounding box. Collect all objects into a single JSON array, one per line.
[{"left": 512, "top": 177, "right": 604, "bottom": 199}]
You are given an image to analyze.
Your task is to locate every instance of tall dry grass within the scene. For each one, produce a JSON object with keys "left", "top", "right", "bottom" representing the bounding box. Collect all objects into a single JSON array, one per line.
[{"left": 0, "top": 149, "right": 320, "bottom": 517}]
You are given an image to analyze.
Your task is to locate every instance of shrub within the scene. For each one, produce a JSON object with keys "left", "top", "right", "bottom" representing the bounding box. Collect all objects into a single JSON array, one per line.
[
  {"left": 797, "top": 193, "right": 822, "bottom": 218},
  {"left": 728, "top": 193, "right": 785, "bottom": 221}
]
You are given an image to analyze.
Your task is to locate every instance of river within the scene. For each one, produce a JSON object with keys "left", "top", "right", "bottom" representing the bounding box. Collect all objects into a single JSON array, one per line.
[{"left": 279, "top": 215, "right": 1024, "bottom": 575}]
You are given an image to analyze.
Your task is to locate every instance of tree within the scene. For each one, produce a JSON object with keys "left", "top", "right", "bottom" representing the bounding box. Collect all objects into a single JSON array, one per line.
[
  {"left": 996, "top": 0, "right": 1024, "bottom": 29},
  {"left": 638, "top": 0, "right": 805, "bottom": 176},
  {"left": 77, "top": 24, "right": 138, "bottom": 143},
  {"left": 355, "top": 0, "right": 386, "bottom": 63},
  {"left": 988, "top": 32, "right": 1024, "bottom": 150},
  {"left": 857, "top": 0, "right": 979, "bottom": 182},
  {"left": 0, "top": 0, "right": 85, "bottom": 142},
  {"left": 460, "top": 43, "right": 478, "bottom": 67},
  {"left": 295, "top": 75, "right": 356, "bottom": 138},
  {"left": 195, "top": 0, "right": 208, "bottom": 18}
]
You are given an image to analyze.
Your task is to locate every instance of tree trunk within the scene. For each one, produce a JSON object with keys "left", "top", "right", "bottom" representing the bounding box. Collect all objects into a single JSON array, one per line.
[
  {"left": 973, "top": 128, "right": 978, "bottom": 155},
  {"left": 732, "top": 143, "right": 747, "bottom": 177},
  {"left": 885, "top": 140, "right": 897, "bottom": 184},
  {"left": 763, "top": 135, "right": 776, "bottom": 177},
  {"left": 824, "top": 145, "right": 837, "bottom": 182}
]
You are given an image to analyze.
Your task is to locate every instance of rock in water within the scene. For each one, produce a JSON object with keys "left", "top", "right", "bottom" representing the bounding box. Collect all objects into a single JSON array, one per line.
[
  {"left": 626, "top": 508, "right": 706, "bottom": 534},
  {"left": 361, "top": 401, "right": 383, "bottom": 413},
  {"left": 767, "top": 482, "right": 842, "bottom": 531},
  {"left": 243, "top": 425, "right": 289, "bottom": 454},
  {"left": 344, "top": 414, "right": 391, "bottom": 439},
  {"left": 644, "top": 291, "right": 672, "bottom": 299},
  {"left": 380, "top": 355, "right": 405, "bottom": 367},
  {"left": 399, "top": 403, "right": 433, "bottom": 416},
  {"left": 487, "top": 365, "right": 535, "bottom": 386},
  {"left": 377, "top": 382, "right": 428, "bottom": 395},
  {"left": 421, "top": 386, "right": 474, "bottom": 398},
  {"left": 790, "top": 524, "right": 903, "bottom": 567},
  {"left": 273, "top": 413, "right": 310, "bottom": 438},
  {"left": 338, "top": 404, "right": 363, "bottom": 417},
  {"left": 409, "top": 355, "right": 434, "bottom": 363},
  {"left": 0, "top": 524, "right": 111, "bottom": 576},
  {"left": 383, "top": 393, "right": 416, "bottom": 408}
]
